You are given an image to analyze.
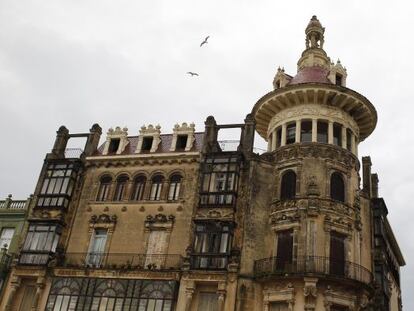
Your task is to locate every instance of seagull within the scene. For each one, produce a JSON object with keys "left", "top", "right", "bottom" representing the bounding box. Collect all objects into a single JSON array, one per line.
[
  {"left": 187, "top": 72, "right": 199, "bottom": 76},
  {"left": 200, "top": 36, "right": 210, "bottom": 47}
]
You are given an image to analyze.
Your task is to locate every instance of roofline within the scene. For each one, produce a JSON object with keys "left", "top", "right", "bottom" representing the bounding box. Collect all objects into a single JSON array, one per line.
[{"left": 384, "top": 217, "right": 406, "bottom": 266}]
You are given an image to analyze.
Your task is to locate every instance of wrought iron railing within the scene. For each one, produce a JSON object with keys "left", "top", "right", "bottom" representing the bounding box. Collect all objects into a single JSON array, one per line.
[
  {"left": 190, "top": 254, "right": 229, "bottom": 270},
  {"left": 64, "top": 148, "right": 83, "bottom": 158},
  {"left": 254, "top": 256, "right": 372, "bottom": 284},
  {"left": 58, "top": 253, "right": 183, "bottom": 270}
]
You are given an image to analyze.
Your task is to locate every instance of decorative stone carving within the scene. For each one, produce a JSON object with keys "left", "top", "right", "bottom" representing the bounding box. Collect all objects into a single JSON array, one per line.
[
  {"left": 170, "top": 122, "right": 196, "bottom": 151},
  {"left": 306, "top": 175, "right": 320, "bottom": 196},
  {"left": 303, "top": 277, "right": 318, "bottom": 311},
  {"left": 102, "top": 126, "right": 129, "bottom": 155},
  {"left": 195, "top": 208, "right": 234, "bottom": 220},
  {"left": 145, "top": 214, "right": 175, "bottom": 230},
  {"left": 263, "top": 283, "right": 295, "bottom": 311},
  {"left": 135, "top": 124, "right": 161, "bottom": 153},
  {"left": 324, "top": 286, "right": 356, "bottom": 310},
  {"left": 328, "top": 59, "right": 347, "bottom": 86},
  {"left": 273, "top": 144, "right": 359, "bottom": 171}
]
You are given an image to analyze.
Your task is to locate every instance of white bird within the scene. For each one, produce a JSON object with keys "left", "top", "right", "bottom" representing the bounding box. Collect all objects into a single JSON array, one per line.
[
  {"left": 200, "top": 36, "right": 210, "bottom": 47},
  {"left": 187, "top": 72, "right": 199, "bottom": 76}
]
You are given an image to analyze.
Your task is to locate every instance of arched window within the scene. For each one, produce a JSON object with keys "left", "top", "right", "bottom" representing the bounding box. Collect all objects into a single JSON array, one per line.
[
  {"left": 150, "top": 175, "right": 164, "bottom": 201},
  {"left": 280, "top": 170, "right": 296, "bottom": 200},
  {"left": 168, "top": 174, "right": 182, "bottom": 201},
  {"left": 131, "top": 175, "right": 146, "bottom": 201},
  {"left": 330, "top": 172, "right": 345, "bottom": 202},
  {"left": 96, "top": 175, "right": 112, "bottom": 201},
  {"left": 113, "top": 175, "right": 129, "bottom": 201}
]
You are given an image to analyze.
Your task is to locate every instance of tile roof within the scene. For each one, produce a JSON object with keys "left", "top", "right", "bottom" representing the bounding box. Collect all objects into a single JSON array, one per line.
[
  {"left": 95, "top": 132, "right": 204, "bottom": 156},
  {"left": 288, "top": 66, "right": 332, "bottom": 85}
]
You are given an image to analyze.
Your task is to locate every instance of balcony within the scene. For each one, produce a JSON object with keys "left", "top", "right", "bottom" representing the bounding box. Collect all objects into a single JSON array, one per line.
[
  {"left": 57, "top": 253, "right": 183, "bottom": 271},
  {"left": 190, "top": 254, "right": 229, "bottom": 270},
  {"left": 199, "top": 192, "right": 237, "bottom": 208},
  {"left": 254, "top": 256, "right": 372, "bottom": 285}
]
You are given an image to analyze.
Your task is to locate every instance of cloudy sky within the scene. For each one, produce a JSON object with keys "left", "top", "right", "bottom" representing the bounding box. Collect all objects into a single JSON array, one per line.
[{"left": 0, "top": 0, "right": 413, "bottom": 307}]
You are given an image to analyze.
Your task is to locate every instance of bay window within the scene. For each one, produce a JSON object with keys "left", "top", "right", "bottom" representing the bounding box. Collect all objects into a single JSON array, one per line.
[{"left": 20, "top": 223, "right": 61, "bottom": 265}]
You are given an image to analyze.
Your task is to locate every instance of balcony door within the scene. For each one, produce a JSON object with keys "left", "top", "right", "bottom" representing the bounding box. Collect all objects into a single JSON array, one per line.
[
  {"left": 87, "top": 229, "right": 107, "bottom": 267},
  {"left": 276, "top": 229, "right": 293, "bottom": 271},
  {"left": 329, "top": 232, "right": 345, "bottom": 276}
]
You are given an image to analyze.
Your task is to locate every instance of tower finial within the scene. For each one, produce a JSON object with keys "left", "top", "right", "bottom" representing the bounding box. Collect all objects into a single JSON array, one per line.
[{"left": 305, "top": 15, "right": 325, "bottom": 49}]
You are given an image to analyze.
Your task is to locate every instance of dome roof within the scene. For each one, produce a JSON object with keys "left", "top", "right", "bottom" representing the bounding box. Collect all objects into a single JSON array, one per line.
[
  {"left": 288, "top": 66, "right": 331, "bottom": 85},
  {"left": 306, "top": 15, "right": 323, "bottom": 32}
]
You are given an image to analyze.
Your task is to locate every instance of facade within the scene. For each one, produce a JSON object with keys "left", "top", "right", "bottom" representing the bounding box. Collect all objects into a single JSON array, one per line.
[
  {"left": 0, "top": 195, "right": 31, "bottom": 294},
  {"left": 0, "top": 16, "right": 405, "bottom": 311}
]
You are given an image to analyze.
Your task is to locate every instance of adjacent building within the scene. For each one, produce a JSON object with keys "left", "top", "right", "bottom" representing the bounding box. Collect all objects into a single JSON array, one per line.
[
  {"left": 0, "top": 16, "right": 405, "bottom": 311},
  {"left": 0, "top": 195, "right": 31, "bottom": 294}
]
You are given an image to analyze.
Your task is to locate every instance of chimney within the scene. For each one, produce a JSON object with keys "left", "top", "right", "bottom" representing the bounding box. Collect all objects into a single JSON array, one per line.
[
  {"left": 202, "top": 116, "right": 219, "bottom": 154},
  {"left": 84, "top": 123, "right": 102, "bottom": 156},
  {"left": 51, "top": 126, "right": 69, "bottom": 158},
  {"left": 371, "top": 173, "right": 379, "bottom": 198},
  {"left": 362, "top": 156, "right": 372, "bottom": 197},
  {"left": 240, "top": 113, "right": 255, "bottom": 156}
]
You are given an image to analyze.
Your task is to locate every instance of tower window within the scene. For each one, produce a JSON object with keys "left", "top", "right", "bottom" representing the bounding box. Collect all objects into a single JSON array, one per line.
[
  {"left": 346, "top": 129, "right": 353, "bottom": 151},
  {"left": 301, "top": 120, "right": 312, "bottom": 142},
  {"left": 317, "top": 121, "right": 328, "bottom": 143},
  {"left": 176, "top": 135, "right": 188, "bottom": 151},
  {"left": 108, "top": 139, "right": 120, "bottom": 154},
  {"left": 276, "top": 127, "right": 282, "bottom": 148},
  {"left": 142, "top": 137, "right": 153, "bottom": 152},
  {"left": 335, "top": 73, "right": 343, "bottom": 86},
  {"left": 333, "top": 123, "right": 342, "bottom": 146},
  {"left": 286, "top": 123, "right": 296, "bottom": 145},
  {"left": 280, "top": 170, "right": 296, "bottom": 200},
  {"left": 330, "top": 172, "right": 345, "bottom": 202}
]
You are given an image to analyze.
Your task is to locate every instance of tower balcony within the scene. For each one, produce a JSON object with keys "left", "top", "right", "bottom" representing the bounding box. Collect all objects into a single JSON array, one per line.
[{"left": 254, "top": 256, "right": 372, "bottom": 285}]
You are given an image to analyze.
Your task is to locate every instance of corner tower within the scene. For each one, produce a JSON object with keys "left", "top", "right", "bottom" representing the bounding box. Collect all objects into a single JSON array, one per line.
[{"left": 247, "top": 16, "right": 379, "bottom": 310}]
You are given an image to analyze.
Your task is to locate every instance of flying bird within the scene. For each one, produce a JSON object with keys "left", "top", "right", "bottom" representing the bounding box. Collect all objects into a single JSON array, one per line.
[
  {"left": 187, "top": 72, "right": 199, "bottom": 76},
  {"left": 200, "top": 36, "right": 210, "bottom": 47}
]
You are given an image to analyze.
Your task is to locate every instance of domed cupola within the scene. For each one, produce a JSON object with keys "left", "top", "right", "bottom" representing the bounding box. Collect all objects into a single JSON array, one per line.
[{"left": 253, "top": 16, "right": 377, "bottom": 153}]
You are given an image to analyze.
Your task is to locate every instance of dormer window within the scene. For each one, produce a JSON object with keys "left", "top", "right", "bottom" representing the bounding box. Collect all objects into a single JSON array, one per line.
[
  {"left": 142, "top": 137, "right": 153, "bottom": 152},
  {"left": 335, "top": 73, "right": 343, "bottom": 86},
  {"left": 108, "top": 139, "right": 120, "bottom": 154},
  {"left": 176, "top": 135, "right": 188, "bottom": 151}
]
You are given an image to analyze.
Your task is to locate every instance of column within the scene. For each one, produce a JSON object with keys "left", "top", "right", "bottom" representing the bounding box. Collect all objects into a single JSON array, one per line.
[
  {"left": 5, "top": 278, "right": 21, "bottom": 311},
  {"left": 311, "top": 119, "right": 317, "bottom": 142},
  {"left": 31, "top": 278, "right": 45, "bottom": 311},
  {"left": 341, "top": 126, "right": 347, "bottom": 148},
  {"left": 217, "top": 282, "right": 227, "bottom": 311},
  {"left": 295, "top": 120, "right": 301, "bottom": 143},
  {"left": 271, "top": 130, "right": 277, "bottom": 151},
  {"left": 351, "top": 134, "right": 356, "bottom": 155},
  {"left": 281, "top": 124, "right": 287, "bottom": 146},
  {"left": 328, "top": 121, "right": 334, "bottom": 144},
  {"left": 184, "top": 281, "right": 195, "bottom": 311}
]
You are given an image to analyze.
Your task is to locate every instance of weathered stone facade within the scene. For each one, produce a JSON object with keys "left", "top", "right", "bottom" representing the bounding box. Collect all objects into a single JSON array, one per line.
[{"left": 0, "top": 16, "right": 404, "bottom": 311}]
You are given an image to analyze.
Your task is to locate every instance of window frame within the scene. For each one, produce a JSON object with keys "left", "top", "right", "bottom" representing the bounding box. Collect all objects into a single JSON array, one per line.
[
  {"left": 96, "top": 175, "right": 112, "bottom": 202},
  {"left": 280, "top": 170, "right": 297, "bottom": 200},
  {"left": 113, "top": 175, "right": 129, "bottom": 201},
  {"left": 167, "top": 174, "right": 182, "bottom": 201},
  {"left": 330, "top": 172, "right": 345, "bottom": 203},
  {"left": 36, "top": 162, "right": 78, "bottom": 209},
  {"left": 131, "top": 175, "right": 147, "bottom": 201},
  {"left": 149, "top": 175, "right": 164, "bottom": 201},
  {"left": 0, "top": 227, "right": 15, "bottom": 250}
]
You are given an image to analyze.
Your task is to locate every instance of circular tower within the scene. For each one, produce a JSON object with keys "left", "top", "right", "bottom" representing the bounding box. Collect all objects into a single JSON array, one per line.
[{"left": 251, "top": 16, "right": 377, "bottom": 311}]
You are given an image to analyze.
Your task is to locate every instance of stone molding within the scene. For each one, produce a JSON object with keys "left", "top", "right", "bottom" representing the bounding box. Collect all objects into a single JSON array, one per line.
[
  {"left": 263, "top": 283, "right": 295, "bottom": 311},
  {"left": 102, "top": 127, "right": 129, "bottom": 155},
  {"left": 273, "top": 143, "right": 359, "bottom": 171},
  {"left": 169, "top": 123, "right": 196, "bottom": 152},
  {"left": 135, "top": 124, "right": 161, "bottom": 153}
]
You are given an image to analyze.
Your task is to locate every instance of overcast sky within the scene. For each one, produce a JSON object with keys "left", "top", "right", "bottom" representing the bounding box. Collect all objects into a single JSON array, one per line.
[{"left": 0, "top": 0, "right": 412, "bottom": 307}]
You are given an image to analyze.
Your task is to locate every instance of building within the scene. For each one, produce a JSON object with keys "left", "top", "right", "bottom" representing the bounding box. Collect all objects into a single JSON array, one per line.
[
  {"left": 0, "top": 195, "right": 31, "bottom": 294},
  {"left": 0, "top": 16, "right": 404, "bottom": 311}
]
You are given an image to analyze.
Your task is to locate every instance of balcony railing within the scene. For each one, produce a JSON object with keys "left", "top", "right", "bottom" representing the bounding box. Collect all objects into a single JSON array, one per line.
[
  {"left": 19, "top": 251, "right": 51, "bottom": 265},
  {"left": 254, "top": 256, "right": 372, "bottom": 284},
  {"left": 58, "top": 253, "right": 183, "bottom": 270},
  {"left": 190, "top": 254, "right": 229, "bottom": 270}
]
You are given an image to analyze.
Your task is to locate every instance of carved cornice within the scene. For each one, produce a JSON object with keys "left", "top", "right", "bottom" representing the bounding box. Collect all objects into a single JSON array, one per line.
[{"left": 273, "top": 143, "right": 359, "bottom": 171}]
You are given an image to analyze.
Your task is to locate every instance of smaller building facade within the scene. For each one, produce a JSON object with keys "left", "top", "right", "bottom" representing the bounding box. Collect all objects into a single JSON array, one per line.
[{"left": 0, "top": 195, "right": 31, "bottom": 293}]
